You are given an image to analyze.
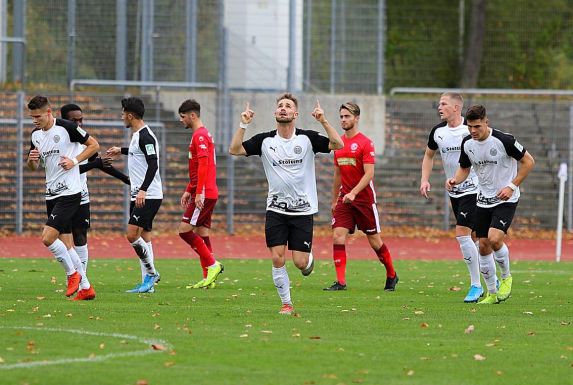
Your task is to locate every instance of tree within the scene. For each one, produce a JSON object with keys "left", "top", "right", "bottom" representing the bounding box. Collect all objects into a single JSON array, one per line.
[{"left": 460, "top": 0, "right": 486, "bottom": 88}]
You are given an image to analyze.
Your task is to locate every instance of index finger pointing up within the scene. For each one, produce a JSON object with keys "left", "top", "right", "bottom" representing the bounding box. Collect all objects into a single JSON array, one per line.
[
  {"left": 245, "top": 101, "right": 250, "bottom": 112},
  {"left": 315, "top": 98, "right": 321, "bottom": 109}
]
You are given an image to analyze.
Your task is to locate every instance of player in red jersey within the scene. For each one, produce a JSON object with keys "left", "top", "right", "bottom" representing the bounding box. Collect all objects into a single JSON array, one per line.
[
  {"left": 324, "top": 102, "right": 398, "bottom": 292},
  {"left": 177, "top": 99, "right": 224, "bottom": 288}
]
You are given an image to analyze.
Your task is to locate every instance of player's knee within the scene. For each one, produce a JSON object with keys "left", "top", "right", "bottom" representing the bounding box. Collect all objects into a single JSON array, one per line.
[
  {"left": 126, "top": 233, "right": 138, "bottom": 244},
  {"left": 41, "top": 233, "right": 57, "bottom": 247}
]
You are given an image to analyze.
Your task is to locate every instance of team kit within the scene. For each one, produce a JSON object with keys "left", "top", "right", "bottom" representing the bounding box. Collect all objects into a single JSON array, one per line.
[{"left": 27, "top": 92, "right": 534, "bottom": 313}]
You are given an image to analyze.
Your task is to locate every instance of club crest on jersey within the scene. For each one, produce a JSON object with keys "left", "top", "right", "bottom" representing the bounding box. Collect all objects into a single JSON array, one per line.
[
  {"left": 490, "top": 148, "right": 497, "bottom": 156},
  {"left": 53, "top": 135, "right": 60, "bottom": 143},
  {"left": 351, "top": 143, "right": 358, "bottom": 151},
  {"left": 145, "top": 144, "right": 156, "bottom": 155},
  {"left": 76, "top": 126, "right": 87, "bottom": 136},
  {"left": 294, "top": 145, "right": 302, "bottom": 154}
]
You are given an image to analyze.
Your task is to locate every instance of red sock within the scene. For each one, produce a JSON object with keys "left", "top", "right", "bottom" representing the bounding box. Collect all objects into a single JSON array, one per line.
[
  {"left": 333, "top": 244, "right": 347, "bottom": 285},
  {"left": 201, "top": 236, "right": 212, "bottom": 278},
  {"left": 376, "top": 243, "right": 396, "bottom": 278},
  {"left": 179, "top": 231, "right": 216, "bottom": 271}
]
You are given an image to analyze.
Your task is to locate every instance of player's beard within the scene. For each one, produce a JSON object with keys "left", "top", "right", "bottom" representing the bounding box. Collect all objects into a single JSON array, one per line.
[
  {"left": 342, "top": 123, "right": 354, "bottom": 131},
  {"left": 275, "top": 115, "right": 295, "bottom": 123}
]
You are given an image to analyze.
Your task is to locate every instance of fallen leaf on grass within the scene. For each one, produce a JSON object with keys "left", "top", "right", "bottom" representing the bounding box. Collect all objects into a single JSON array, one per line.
[
  {"left": 164, "top": 361, "right": 175, "bottom": 367},
  {"left": 36, "top": 296, "right": 45, "bottom": 300},
  {"left": 414, "top": 311, "right": 424, "bottom": 315},
  {"left": 420, "top": 323, "right": 429, "bottom": 328},
  {"left": 449, "top": 286, "right": 462, "bottom": 291},
  {"left": 50, "top": 276, "right": 56, "bottom": 284},
  {"left": 239, "top": 334, "right": 248, "bottom": 338},
  {"left": 151, "top": 344, "right": 167, "bottom": 351},
  {"left": 527, "top": 331, "right": 536, "bottom": 336},
  {"left": 309, "top": 336, "right": 321, "bottom": 340},
  {"left": 406, "top": 370, "right": 415, "bottom": 376},
  {"left": 0, "top": 356, "right": 4, "bottom": 363},
  {"left": 473, "top": 354, "right": 486, "bottom": 361},
  {"left": 523, "top": 311, "right": 533, "bottom": 315},
  {"left": 465, "top": 325, "right": 475, "bottom": 334},
  {"left": 136, "top": 380, "right": 148, "bottom": 385}
]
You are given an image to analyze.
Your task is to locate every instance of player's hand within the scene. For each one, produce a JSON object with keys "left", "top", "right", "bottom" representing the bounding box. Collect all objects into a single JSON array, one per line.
[
  {"left": 101, "top": 155, "right": 114, "bottom": 167},
  {"left": 135, "top": 190, "right": 146, "bottom": 208},
  {"left": 180, "top": 191, "right": 191, "bottom": 208},
  {"left": 28, "top": 148, "right": 40, "bottom": 162},
  {"left": 106, "top": 146, "right": 121, "bottom": 157},
  {"left": 420, "top": 181, "right": 431, "bottom": 199},
  {"left": 445, "top": 178, "right": 456, "bottom": 192},
  {"left": 195, "top": 193, "right": 205, "bottom": 210},
  {"left": 58, "top": 155, "right": 75, "bottom": 170},
  {"left": 496, "top": 187, "right": 513, "bottom": 201},
  {"left": 241, "top": 102, "right": 255, "bottom": 125},
  {"left": 311, "top": 99, "right": 327, "bottom": 123},
  {"left": 342, "top": 192, "right": 356, "bottom": 204}
]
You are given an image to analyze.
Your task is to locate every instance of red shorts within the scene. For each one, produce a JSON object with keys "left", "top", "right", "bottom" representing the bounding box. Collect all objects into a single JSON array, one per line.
[
  {"left": 181, "top": 197, "right": 217, "bottom": 228},
  {"left": 332, "top": 199, "right": 380, "bottom": 235}
]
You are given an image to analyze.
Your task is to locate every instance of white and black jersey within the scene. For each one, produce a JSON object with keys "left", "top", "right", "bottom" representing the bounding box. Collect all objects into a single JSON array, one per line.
[
  {"left": 242, "top": 128, "right": 331, "bottom": 216},
  {"left": 428, "top": 121, "right": 479, "bottom": 198},
  {"left": 459, "top": 128, "right": 526, "bottom": 208},
  {"left": 125, "top": 125, "right": 163, "bottom": 200},
  {"left": 72, "top": 143, "right": 90, "bottom": 205},
  {"left": 30, "top": 118, "right": 89, "bottom": 200}
]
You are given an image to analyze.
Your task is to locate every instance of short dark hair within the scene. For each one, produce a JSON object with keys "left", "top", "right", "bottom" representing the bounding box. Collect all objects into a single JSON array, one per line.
[
  {"left": 340, "top": 102, "right": 360, "bottom": 116},
  {"left": 121, "top": 97, "right": 145, "bottom": 119},
  {"left": 178, "top": 99, "right": 201, "bottom": 116},
  {"left": 60, "top": 103, "right": 82, "bottom": 120},
  {"left": 466, "top": 105, "right": 487, "bottom": 121},
  {"left": 276, "top": 93, "right": 298, "bottom": 109},
  {"left": 28, "top": 95, "right": 50, "bottom": 110}
]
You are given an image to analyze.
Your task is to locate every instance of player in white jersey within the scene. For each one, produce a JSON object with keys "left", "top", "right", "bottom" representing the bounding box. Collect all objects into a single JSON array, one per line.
[
  {"left": 26, "top": 95, "right": 97, "bottom": 300},
  {"left": 229, "top": 94, "right": 344, "bottom": 315},
  {"left": 447, "top": 105, "right": 535, "bottom": 304},
  {"left": 60, "top": 104, "right": 130, "bottom": 273},
  {"left": 107, "top": 97, "right": 162, "bottom": 293},
  {"left": 420, "top": 92, "right": 483, "bottom": 302}
]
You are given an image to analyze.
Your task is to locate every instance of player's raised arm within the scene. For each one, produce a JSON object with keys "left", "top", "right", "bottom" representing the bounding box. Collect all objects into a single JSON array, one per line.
[
  {"left": 312, "top": 99, "right": 343, "bottom": 150},
  {"left": 229, "top": 102, "right": 254, "bottom": 156}
]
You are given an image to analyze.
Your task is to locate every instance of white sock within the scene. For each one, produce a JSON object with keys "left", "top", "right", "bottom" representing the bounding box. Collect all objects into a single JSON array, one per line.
[
  {"left": 144, "top": 241, "right": 155, "bottom": 281},
  {"left": 493, "top": 243, "right": 511, "bottom": 279},
  {"left": 305, "top": 252, "right": 314, "bottom": 271},
  {"left": 457, "top": 235, "right": 481, "bottom": 287},
  {"left": 47, "top": 239, "right": 75, "bottom": 275},
  {"left": 75, "top": 244, "right": 89, "bottom": 272},
  {"left": 131, "top": 237, "right": 156, "bottom": 276},
  {"left": 272, "top": 265, "right": 291, "bottom": 305},
  {"left": 479, "top": 253, "right": 498, "bottom": 293},
  {"left": 68, "top": 247, "right": 90, "bottom": 289}
]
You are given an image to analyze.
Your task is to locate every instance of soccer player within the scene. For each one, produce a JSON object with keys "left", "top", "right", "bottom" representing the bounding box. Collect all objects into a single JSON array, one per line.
[
  {"left": 447, "top": 105, "right": 535, "bottom": 304},
  {"left": 324, "top": 102, "right": 398, "bottom": 292},
  {"left": 26, "top": 95, "right": 97, "bottom": 300},
  {"left": 419, "top": 93, "right": 483, "bottom": 302},
  {"left": 60, "top": 103, "right": 130, "bottom": 272},
  {"left": 177, "top": 99, "right": 223, "bottom": 288},
  {"left": 229, "top": 94, "right": 344, "bottom": 315},
  {"left": 106, "top": 97, "right": 162, "bottom": 293}
]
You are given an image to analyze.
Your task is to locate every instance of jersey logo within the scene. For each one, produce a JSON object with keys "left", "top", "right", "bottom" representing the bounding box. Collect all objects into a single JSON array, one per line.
[
  {"left": 76, "top": 126, "right": 87, "bottom": 137},
  {"left": 490, "top": 148, "right": 497, "bottom": 156},
  {"left": 514, "top": 141, "right": 524, "bottom": 152},
  {"left": 437, "top": 135, "right": 443, "bottom": 140},
  {"left": 50, "top": 213, "right": 57, "bottom": 220},
  {"left": 53, "top": 135, "right": 60, "bottom": 143},
  {"left": 350, "top": 143, "right": 358, "bottom": 151},
  {"left": 145, "top": 144, "right": 156, "bottom": 155},
  {"left": 132, "top": 214, "right": 140, "bottom": 222},
  {"left": 499, "top": 219, "right": 507, "bottom": 227},
  {"left": 294, "top": 145, "right": 302, "bottom": 154},
  {"left": 85, "top": 219, "right": 90, "bottom": 224},
  {"left": 269, "top": 146, "right": 277, "bottom": 152},
  {"left": 303, "top": 241, "right": 311, "bottom": 249},
  {"left": 468, "top": 149, "right": 475, "bottom": 155},
  {"left": 459, "top": 211, "right": 467, "bottom": 218}
]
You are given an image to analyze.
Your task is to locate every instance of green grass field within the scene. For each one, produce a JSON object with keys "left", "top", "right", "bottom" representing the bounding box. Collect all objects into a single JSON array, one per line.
[{"left": 0, "top": 258, "right": 571, "bottom": 385}]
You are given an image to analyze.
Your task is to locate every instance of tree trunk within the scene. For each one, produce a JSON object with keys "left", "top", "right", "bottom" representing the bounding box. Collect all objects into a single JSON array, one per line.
[{"left": 460, "top": 0, "right": 487, "bottom": 88}]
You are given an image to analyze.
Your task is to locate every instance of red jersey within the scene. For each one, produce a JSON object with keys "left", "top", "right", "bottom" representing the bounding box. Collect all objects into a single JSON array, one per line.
[
  {"left": 187, "top": 126, "right": 218, "bottom": 199},
  {"left": 333, "top": 132, "right": 376, "bottom": 204}
]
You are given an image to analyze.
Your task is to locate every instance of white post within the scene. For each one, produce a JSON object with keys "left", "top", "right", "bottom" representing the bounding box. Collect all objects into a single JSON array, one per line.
[{"left": 556, "top": 162, "right": 568, "bottom": 262}]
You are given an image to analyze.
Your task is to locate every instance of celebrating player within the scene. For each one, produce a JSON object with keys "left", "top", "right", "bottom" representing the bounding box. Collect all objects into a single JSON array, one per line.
[
  {"left": 27, "top": 95, "right": 97, "bottom": 300},
  {"left": 447, "top": 105, "right": 535, "bottom": 304},
  {"left": 229, "top": 94, "right": 343, "bottom": 315}
]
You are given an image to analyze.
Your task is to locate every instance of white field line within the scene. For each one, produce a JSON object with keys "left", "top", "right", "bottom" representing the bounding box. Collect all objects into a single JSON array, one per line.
[{"left": 0, "top": 326, "right": 172, "bottom": 370}]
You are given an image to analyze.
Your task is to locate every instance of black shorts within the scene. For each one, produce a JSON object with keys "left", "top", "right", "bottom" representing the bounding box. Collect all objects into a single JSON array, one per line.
[
  {"left": 45, "top": 193, "right": 81, "bottom": 234},
  {"left": 129, "top": 199, "right": 162, "bottom": 232},
  {"left": 265, "top": 210, "right": 313, "bottom": 252},
  {"left": 450, "top": 194, "right": 477, "bottom": 229},
  {"left": 473, "top": 202, "right": 518, "bottom": 238},
  {"left": 72, "top": 203, "right": 91, "bottom": 230}
]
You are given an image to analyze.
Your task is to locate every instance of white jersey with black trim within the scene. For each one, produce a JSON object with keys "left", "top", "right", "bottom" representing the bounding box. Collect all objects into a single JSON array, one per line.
[
  {"left": 242, "top": 128, "right": 331, "bottom": 216},
  {"left": 71, "top": 143, "right": 90, "bottom": 205},
  {"left": 459, "top": 128, "right": 526, "bottom": 208},
  {"left": 30, "top": 118, "right": 89, "bottom": 200},
  {"left": 427, "top": 121, "right": 479, "bottom": 198},
  {"left": 128, "top": 125, "right": 163, "bottom": 200}
]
